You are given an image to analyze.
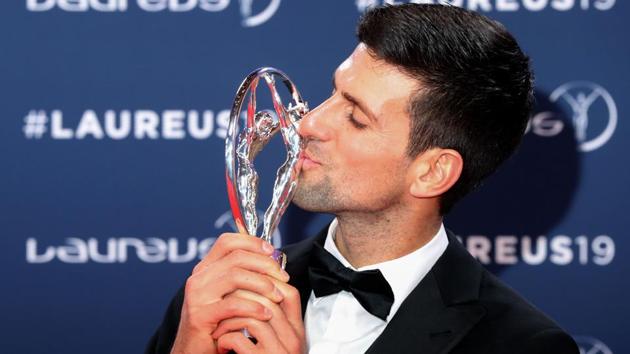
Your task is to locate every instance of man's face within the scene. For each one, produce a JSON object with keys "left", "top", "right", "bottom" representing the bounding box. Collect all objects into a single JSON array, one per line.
[{"left": 293, "top": 44, "right": 418, "bottom": 214}]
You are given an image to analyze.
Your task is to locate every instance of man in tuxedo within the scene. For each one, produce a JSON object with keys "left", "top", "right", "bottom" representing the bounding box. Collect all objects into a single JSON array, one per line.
[{"left": 147, "top": 4, "right": 579, "bottom": 354}]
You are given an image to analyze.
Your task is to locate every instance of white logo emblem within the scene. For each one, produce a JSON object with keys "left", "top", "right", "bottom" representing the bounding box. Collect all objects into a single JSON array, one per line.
[
  {"left": 214, "top": 210, "right": 283, "bottom": 248},
  {"left": 549, "top": 82, "right": 617, "bottom": 152},
  {"left": 574, "top": 336, "right": 613, "bottom": 354},
  {"left": 354, "top": 0, "right": 616, "bottom": 12},
  {"left": 239, "top": 0, "right": 281, "bottom": 27},
  {"left": 355, "top": 0, "right": 379, "bottom": 12}
]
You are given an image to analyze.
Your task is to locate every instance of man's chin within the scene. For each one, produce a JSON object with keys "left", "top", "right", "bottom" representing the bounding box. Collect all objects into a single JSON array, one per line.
[
  {"left": 292, "top": 181, "right": 336, "bottom": 213},
  {"left": 291, "top": 192, "right": 326, "bottom": 213},
  {"left": 291, "top": 200, "right": 322, "bottom": 213}
]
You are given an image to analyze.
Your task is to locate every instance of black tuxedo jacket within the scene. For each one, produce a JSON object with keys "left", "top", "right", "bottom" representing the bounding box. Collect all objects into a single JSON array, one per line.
[{"left": 146, "top": 228, "right": 579, "bottom": 354}]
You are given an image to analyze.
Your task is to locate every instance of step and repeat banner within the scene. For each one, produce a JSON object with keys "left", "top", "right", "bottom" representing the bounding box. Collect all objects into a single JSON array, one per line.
[{"left": 1, "top": 1, "right": 628, "bottom": 353}]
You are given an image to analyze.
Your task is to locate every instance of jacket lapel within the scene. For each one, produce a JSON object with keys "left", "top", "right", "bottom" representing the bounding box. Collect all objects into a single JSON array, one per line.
[{"left": 366, "top": 231, "right": 486, "bottom": 354}]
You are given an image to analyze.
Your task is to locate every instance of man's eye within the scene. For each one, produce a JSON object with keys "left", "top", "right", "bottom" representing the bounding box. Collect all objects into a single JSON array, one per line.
[{"left": 347, "top": 113, "right": 368, "bottom": 129}]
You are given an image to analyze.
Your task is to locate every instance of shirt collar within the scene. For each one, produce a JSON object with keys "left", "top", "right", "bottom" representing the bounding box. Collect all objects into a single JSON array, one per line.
[{"left": 323, "top": 218, "right": 449, "bottom": 321}]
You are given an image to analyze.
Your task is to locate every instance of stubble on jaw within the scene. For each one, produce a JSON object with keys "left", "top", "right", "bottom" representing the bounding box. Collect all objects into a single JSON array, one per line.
[
  {"left": 292, "top": 175, "right": 339, "bottom": 213},
  {"left": 291, "top": 169, "right": 406, "bottom": 216}
]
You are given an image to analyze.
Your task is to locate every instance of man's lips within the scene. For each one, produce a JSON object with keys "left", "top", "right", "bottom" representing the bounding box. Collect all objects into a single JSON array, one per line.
[{"left": 300, "top": 151, "right": 321, "bottom": 171}]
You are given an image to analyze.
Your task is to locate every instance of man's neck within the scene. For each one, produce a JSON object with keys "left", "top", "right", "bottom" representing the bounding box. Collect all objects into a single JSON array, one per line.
[{"left": 333, "top": 207, "right": 442, "bottom": 268}]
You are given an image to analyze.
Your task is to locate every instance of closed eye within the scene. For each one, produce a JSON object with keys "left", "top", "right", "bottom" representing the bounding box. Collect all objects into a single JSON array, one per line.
[{"left": 347, "top": 112, "right": 367, "bottom": 129}]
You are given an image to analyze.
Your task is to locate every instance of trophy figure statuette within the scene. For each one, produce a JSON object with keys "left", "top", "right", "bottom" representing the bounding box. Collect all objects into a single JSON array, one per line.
[{"left": 225, "top": 67, "right": 309, "bottom": 268}]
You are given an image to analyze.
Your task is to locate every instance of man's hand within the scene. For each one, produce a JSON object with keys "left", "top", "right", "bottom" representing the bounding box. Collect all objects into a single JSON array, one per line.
[
  {"left": 170, "top": 233, "right": 291, "bottom": 354},
  {"left": 211, "top": 280, "right": 306, "bottom": 354}
]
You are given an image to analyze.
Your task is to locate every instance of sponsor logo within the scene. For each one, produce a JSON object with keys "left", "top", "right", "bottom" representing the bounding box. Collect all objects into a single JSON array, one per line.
[
  {"left": 526, "top": 81, "right": 616, "bottom": 152},
  {"left": 574, "top": 336, "right": 613, "bottom": 354},
  {"left": 26, "top": 210, "right": 283, "bottom": 263},
  {"left": 238, "top": 0, "right": 281, "bottom": 27},
  {"left": 356, "top": 0, "right": 616, "bottom": 12},
  {"left": 460, "top": 234, "right": 615, "bottom": 266},
  {"left": 23, "top": 109, "right": 231, "bottom": 141},
  {"left": 26, "top": 0, "right": 281, "bottom": 27},
  {"left": 26, "top": 236, "right": 217, "bottom": 263},
  {"left": 549, "top": 82, "right": 617, "bottom": 152}
]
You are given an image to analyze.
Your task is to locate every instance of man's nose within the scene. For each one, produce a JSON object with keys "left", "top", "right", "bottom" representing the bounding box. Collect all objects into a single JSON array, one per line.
[{"left": 297, "top": 97, "right": 335, "bottom": 142}]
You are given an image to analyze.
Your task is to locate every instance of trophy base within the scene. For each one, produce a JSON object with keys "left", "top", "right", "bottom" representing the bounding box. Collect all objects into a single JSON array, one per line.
[{"left": 271, "top": 249, "right": 287, "bottom": 270}]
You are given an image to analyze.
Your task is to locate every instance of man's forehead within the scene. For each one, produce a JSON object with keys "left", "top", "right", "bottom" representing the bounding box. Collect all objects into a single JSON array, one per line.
[
  {"left": 337, "top": 48, "right": 356, "bottom": 72},
  {"left": 333, "top": 44, "right": 419, "bottom": 116},
  {"left": 336, "top": 44, "right": 417, "bottom": 86},
  {"left": 336, "top": 43, "right": 384, "bottom": 77}
]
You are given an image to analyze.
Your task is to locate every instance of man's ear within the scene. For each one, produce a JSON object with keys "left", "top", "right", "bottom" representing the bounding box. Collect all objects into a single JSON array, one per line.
[{"left": 408, "top": 148, "right": 463, "bottom": 198}]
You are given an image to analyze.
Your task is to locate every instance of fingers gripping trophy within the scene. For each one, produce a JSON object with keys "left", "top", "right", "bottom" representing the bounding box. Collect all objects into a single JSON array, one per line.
[{"left": 225, "top": 67, "right": 309, "bottom": 269}]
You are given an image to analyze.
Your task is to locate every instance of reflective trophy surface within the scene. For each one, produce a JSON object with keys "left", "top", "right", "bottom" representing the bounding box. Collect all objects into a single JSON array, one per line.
[{"left": 225, "top": 67, "right": 308, "bottom": 268}]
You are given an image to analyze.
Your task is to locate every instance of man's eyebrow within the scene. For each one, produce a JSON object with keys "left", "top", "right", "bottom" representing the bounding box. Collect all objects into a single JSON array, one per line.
[{"left": 332, "top": 72, "right": 378, "bottom": 123}]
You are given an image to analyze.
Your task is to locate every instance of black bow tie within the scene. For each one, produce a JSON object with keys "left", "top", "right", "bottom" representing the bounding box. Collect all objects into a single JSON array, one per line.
[{"left": 308, "top": 242, "right": 394, "bottom": 321}]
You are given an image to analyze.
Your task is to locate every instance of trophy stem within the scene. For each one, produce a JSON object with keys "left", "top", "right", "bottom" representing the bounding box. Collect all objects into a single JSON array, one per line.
[{"left": 271, "top": 249, "right": 287, "bottom": 270}]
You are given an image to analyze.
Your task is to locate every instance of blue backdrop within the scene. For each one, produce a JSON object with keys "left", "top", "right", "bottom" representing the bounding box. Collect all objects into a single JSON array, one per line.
[{"left": 1, "top": 1, "right": 628, "bottom": 353}]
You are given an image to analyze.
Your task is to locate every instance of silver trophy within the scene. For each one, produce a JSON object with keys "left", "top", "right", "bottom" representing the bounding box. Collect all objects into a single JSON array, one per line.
[{"left": 225, "top": 67, "right": 308, "bottom": 268}]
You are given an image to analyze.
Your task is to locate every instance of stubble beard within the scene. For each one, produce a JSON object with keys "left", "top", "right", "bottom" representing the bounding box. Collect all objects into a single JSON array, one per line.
[{"left": 292, "top": 174, "right": 341, "bottom": 213}]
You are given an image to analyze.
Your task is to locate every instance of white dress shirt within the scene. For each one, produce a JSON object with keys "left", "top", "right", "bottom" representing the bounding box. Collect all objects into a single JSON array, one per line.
[{"left": 304, "top": 218, "right": 449, "bottom": 354}]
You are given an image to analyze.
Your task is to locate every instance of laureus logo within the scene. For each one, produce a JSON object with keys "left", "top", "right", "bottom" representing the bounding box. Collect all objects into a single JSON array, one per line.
[
  {"left": 26, "top": 0, "right": 281, "bottom": 27},
  {"left": 214, "top": 210, "right": 283, "bottom": 248},
  {"left": 550, "top": 81, "right": 617, "bottom": 152},
  {"left": 239, "top": 0, "right": 281, "bottom": 27},
  {"left": 355, "top": 0, "right": 616, "bottom": 12},
  {"left": 574, "top": 336, "right": 613, "bottom": 354}
]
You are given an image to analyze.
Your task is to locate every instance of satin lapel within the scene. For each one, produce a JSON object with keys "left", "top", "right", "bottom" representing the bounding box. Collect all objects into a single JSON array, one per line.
[
  {"left": 366, "top": 231, "right": 487, "bottom": 354},
  {"left": 283, "top": 227, "right": 328, "bottom": 317}
]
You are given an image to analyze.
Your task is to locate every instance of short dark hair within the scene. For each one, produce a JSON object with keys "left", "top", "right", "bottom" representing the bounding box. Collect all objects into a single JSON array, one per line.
[{"left": 357, "top": 4, "right": 533, "bottom": 214}]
